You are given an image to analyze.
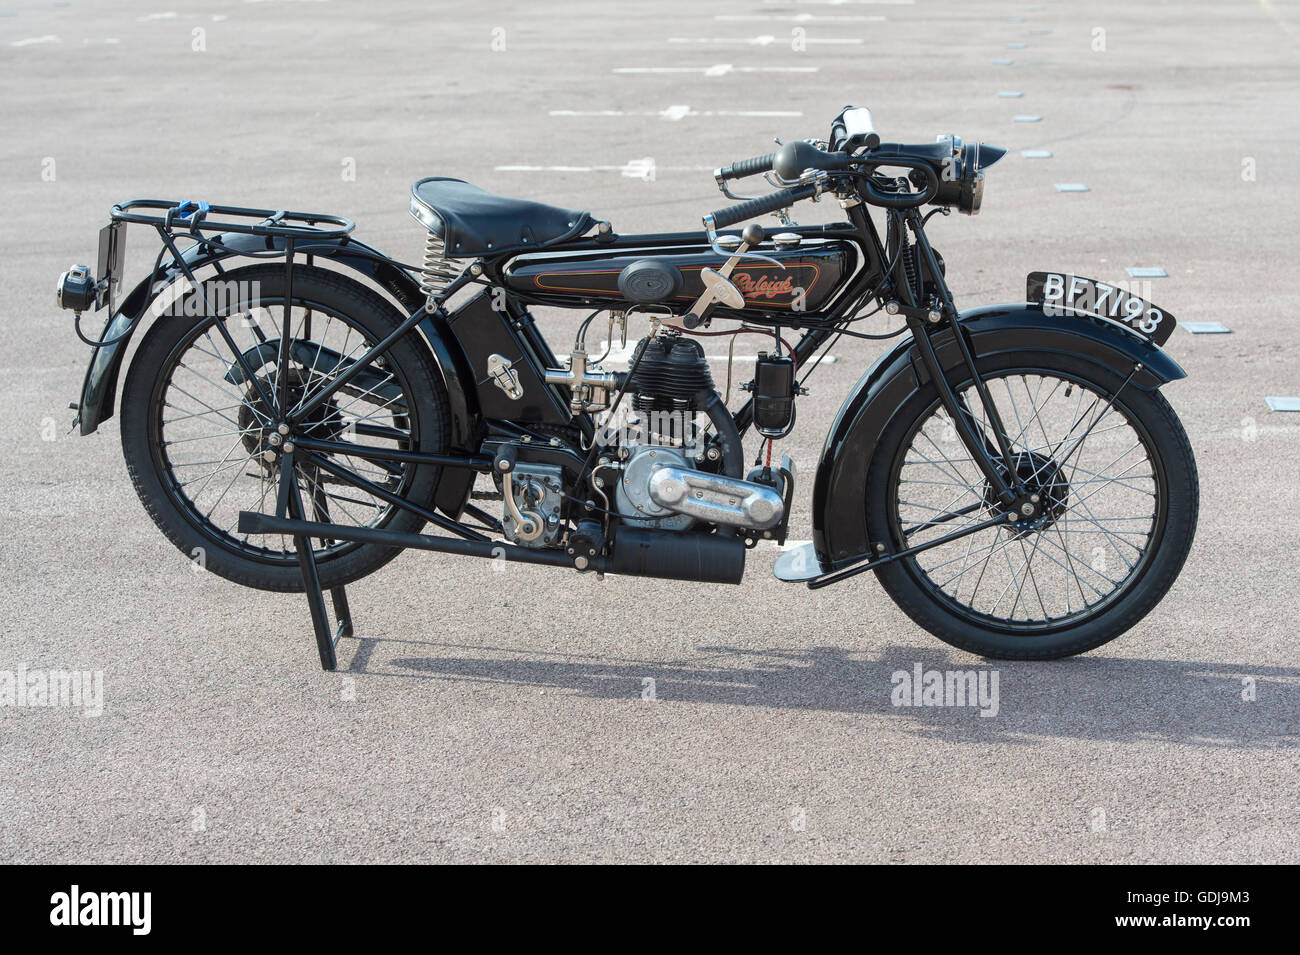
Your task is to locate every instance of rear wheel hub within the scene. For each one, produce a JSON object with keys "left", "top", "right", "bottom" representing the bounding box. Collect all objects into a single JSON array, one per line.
[{"left": 238, "top": 368, "right": 345, "bottom": 469}]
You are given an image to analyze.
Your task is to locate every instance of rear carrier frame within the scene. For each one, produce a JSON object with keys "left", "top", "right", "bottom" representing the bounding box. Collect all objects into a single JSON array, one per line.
[{"left": 67, "top": 199, "right": 358, "bottom": 342}]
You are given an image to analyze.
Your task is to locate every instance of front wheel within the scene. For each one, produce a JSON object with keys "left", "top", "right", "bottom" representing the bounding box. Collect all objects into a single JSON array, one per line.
[{"left": 866, "top": 349, "right": 1198, "bottom": 659}]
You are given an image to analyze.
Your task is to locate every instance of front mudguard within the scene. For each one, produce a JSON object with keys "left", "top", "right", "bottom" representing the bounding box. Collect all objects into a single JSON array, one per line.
[
  {"left": 75, "top": 231, "right": 480, "bottom": 516},
  {"left": 810, "top": 302, "right": 1187, "bottom": 571}
]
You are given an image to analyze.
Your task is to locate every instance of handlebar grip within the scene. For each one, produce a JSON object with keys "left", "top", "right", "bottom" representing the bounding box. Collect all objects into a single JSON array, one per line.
[
  {"left": 718, "top": 153, "right": 775, "bottom": 181},
  {"left": 708, "top": 184, "right": 819, "bottom": 229}
]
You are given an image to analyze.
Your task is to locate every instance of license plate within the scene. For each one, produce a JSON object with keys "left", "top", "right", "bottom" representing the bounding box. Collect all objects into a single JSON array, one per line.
[
  {"left": 1027, "top": 271, "right": 1176, "bottom": 346},
  {"left": 95, "top": 221, "right": 126, "bottom": 311}
]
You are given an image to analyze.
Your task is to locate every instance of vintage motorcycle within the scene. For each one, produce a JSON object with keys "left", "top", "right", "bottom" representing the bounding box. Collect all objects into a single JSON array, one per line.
[{"left": 59, "top": 106, "right": 1198, "bottom": 668}]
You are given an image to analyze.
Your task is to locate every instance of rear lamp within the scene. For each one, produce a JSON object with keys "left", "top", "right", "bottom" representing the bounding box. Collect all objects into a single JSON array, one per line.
[{"left": 56, "top": 265, "right": 96, "bottom": 312}]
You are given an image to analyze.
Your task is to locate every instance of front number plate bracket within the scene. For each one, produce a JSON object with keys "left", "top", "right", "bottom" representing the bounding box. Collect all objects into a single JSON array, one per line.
[{"left": 1027, "top": 271, "right": 1177, "bottom": 346}]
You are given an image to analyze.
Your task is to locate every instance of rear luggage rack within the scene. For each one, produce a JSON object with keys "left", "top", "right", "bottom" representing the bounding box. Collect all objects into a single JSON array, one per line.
[
  {"left": 64, "top": 200, "right": 372, "bottom": 361},
  {"left": 110, "top": 198, "right": 355, "bottom": 240}
]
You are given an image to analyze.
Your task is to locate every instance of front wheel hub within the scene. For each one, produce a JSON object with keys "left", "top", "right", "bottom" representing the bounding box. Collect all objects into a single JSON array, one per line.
[{"left": 986, "top": 450, "right": 1071, "bottom": 536}]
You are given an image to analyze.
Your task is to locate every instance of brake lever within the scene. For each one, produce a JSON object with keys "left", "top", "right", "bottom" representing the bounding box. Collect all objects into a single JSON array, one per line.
[
  {"left": 714, "top": 175, "right": 764, "bottom": 203},
  {"left": 705, "top": 170, "right": 835, "bottom": 260},
  {"left": 719, "top": 138, "right": 834, "bottom": 197}
]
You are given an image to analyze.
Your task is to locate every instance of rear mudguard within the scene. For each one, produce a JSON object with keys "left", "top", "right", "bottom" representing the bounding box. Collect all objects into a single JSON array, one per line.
[
  {"left": 810, "top": 302, "right": 1187, "bottom": 570},
  {"left": 75, "top": 231, "right": 480, "bottom": 515}
]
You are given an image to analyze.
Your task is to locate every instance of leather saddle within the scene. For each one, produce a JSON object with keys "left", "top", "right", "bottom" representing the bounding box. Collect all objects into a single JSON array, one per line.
[{"left": 410, "top": 177, "right": 593, "bottom": 258}]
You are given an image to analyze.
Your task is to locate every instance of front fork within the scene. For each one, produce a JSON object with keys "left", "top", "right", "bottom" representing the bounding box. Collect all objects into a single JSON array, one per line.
[
  {"left": 802, "top": 210, "right": 1043, "bottom": 588},
  {"left": 893, "top": 209, "right": 1029, "bottom": 515}
]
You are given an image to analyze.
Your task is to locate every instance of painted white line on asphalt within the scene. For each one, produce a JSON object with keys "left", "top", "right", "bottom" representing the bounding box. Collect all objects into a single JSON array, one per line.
[
  {"left": 704, "top": 354, "right": 837, "bottom": 365},
  {"left": 1180, "top": 322, "right": 1231, "bottom": 334},
  {"left": 495, "top": 163, "right": 713, "bottom": 174},
  {"left": 596, "top": 342, "right": 837, "bottom": 367},
  {"left": 614, "top": 65, "right": 820, "bottom": 75},
  {"left": 1021, "top": 149, "right": 1052, "bottom": 158},
  {"left": 11, "top": 35, "right": 61, "bottom": 46},
  {"left": 717, "top": 14, "right": 885, "bottom": 21},
  {"left": 1125, "top": 267, "right": 1167, "bottom": 278},
  {"left": 497, "top": 166, "right": 608, "bottom": 172},
  {"left": 668, "top": 36, "right": 864, "bottom": 45},
  {"left": 1055, "top": 183, "right": 1090, "bottom": 192},
  {"left": 549, "top": 108, "right": 803, "bottom": 121},
  {"left": 770, "top": 0, "right": 913, "bottom": 5},
  {"left": 1265, "top": 397, "right": 1300, "bottom": 412}
]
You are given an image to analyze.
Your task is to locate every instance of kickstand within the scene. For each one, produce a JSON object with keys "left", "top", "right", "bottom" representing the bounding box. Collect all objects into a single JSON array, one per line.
[{"left": 278, "top": 449, "right": 355, "bottom": 671}]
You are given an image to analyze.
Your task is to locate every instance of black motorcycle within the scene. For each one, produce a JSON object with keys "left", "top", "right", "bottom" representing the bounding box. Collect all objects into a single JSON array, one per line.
[{"left": 59, "top": 106, "right": 1198, "bottom": 668}]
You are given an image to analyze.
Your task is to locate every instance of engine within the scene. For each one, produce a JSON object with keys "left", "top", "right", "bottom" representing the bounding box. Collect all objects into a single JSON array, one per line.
[
  {"left": 626, "top": 334, "right": 716, "bottom": 417},
  {"left": 615, "top": 335, "right": 717, "bottom": 530},
  {"left": 494, "top": 330, "right": 786, "bottom": 564}
]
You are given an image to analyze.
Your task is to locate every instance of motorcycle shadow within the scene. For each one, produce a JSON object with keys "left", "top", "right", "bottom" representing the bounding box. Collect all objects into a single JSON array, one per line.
[{"left": 362, "top": 639, "right": 1297, "bottom": 750}]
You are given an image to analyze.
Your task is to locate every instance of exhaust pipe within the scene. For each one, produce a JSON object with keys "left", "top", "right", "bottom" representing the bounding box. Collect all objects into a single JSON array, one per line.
[{"left": 611, "top": 527, "right": 745, "bottom": 584}]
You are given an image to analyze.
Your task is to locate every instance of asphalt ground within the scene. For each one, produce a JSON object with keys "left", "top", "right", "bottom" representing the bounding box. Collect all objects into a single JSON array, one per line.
[{"left": 0, "top": 0, "right": 1297, "bottom": 863}]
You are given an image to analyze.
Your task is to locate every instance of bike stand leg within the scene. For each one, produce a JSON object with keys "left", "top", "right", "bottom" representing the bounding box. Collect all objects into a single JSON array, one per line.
[
  {"left": 294, "top": 533, "right": 339, "bottom": 671},
  {"left": 330, "top": 586, "right": 354, "bottom": 640},
  {"left": 278, "top": 449, "right": 353, "bottom": 671}
]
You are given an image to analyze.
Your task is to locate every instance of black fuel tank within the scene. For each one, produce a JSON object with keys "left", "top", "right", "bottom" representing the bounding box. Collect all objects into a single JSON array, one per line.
[{"left": 502, "top": 237, "right": 857, "bottom": 316}]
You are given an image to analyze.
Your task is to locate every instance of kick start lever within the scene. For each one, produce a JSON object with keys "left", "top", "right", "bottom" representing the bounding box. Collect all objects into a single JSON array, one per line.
[{"left": 684, "top": 222, "right": 779, "bottom": 329}]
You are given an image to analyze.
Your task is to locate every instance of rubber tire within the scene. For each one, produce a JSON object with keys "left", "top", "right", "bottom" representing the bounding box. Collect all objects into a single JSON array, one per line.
[
  {"left": 865, "top": 350, "right": 1198, "bottom": 660},
  {"left": 120, "top": 263, "right": 449, "bottom": 592}
]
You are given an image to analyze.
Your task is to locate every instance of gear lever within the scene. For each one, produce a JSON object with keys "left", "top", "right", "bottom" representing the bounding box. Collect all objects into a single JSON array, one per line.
[{"left": 684, "top": 222, "right": 770, "bottom": 329}]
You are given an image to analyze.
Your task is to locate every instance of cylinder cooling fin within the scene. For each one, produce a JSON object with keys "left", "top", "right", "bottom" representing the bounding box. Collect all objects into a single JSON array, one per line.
[{"left": 626, "top": 335, "right": 715, "bottom": 412}]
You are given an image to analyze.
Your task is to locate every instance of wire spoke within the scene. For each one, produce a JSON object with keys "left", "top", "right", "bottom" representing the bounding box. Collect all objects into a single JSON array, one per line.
[
  {"left": 895, "top": 369, "right": 1161, "bottom": 629},
  {"left": 154, "top": 305, "right": 414, "bottom": 565}
]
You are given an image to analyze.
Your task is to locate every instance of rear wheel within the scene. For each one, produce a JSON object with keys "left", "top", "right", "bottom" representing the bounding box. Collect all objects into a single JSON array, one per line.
[
  {"left": 120, "top": 264, "right": 449, "bottom": 591},
  {"left": 866, "top": 350, "right": 1198, "bottom": 659}
]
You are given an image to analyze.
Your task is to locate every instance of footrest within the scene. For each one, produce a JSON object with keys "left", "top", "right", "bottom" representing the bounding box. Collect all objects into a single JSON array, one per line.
[{"left": 772, "top": 541, "right": 825, "bottom": 583}]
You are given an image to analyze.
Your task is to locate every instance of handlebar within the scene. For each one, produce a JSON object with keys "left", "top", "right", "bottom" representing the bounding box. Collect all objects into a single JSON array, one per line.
[
  {"left": 860, "top": 160, "right": 941, "bottom": 207},
  {"left": 707, "top": 183, "right": 820, "bottom": 229},
  {"left": 704, "top": 107, "right": 968, "bottom": 227},
  {"left": 773, "top": 141, "right": 854, "bottom": 181},
  {"left": 716, "top": 153, "right": 775, "bottom": 182}
]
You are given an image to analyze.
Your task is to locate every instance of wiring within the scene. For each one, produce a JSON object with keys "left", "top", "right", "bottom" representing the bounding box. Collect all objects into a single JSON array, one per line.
[{"left": 72, "top": 242, "right": 171, "bottom": 348}]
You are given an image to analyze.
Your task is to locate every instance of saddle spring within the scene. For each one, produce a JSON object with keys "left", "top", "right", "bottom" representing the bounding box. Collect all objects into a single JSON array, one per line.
[{"left": 419, "top": 231, "right": 460, "bottom": 313}]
